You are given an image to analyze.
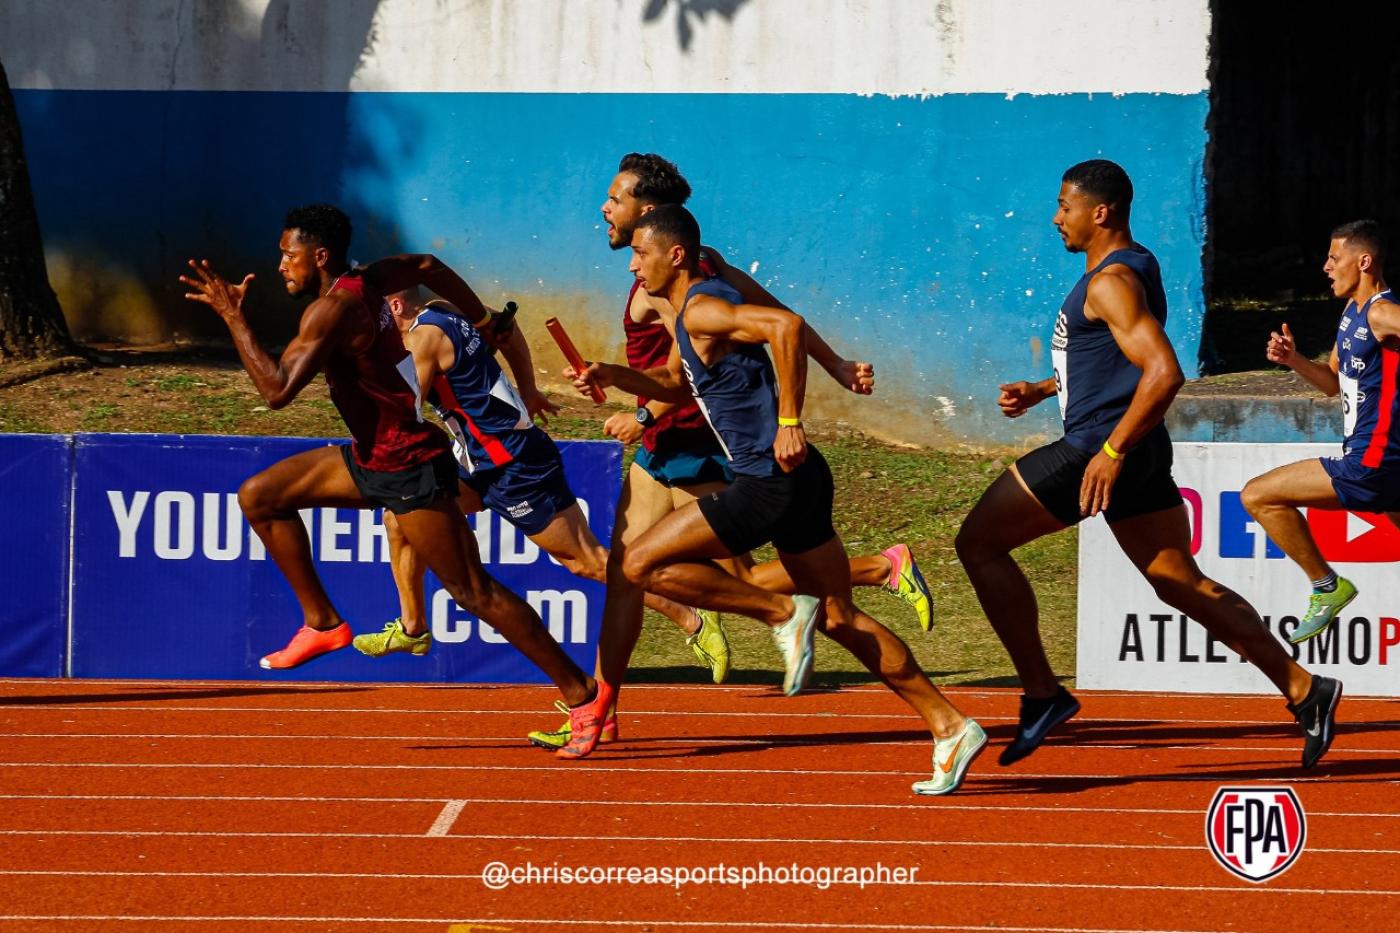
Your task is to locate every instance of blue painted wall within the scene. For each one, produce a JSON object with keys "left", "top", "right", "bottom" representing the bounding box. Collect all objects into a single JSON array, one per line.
[{"left": 15, "top": 89, "right": 1208, "bottom": 443}]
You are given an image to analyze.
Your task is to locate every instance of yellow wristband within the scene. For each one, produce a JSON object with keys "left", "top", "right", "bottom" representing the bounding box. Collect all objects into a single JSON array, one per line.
[
  {"left": 778, "top": 416, "right": 802, "bottom": 427},
  {"left": 1102, "top": 440, "right": 1124, "bottom": 461}
]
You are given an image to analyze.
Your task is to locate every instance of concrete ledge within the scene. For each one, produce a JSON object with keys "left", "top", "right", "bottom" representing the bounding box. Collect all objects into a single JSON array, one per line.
[{"left": 1168, "top": 394, "right": 1341, "bottom": 443}]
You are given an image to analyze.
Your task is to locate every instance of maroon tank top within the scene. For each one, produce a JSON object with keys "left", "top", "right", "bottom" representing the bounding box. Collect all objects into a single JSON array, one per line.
[
  {"left": 323, "top": 270, "right": 449, "bottom": 471},
  {"left": 624, "top": 252, "right": 722, "bottom": 453}
]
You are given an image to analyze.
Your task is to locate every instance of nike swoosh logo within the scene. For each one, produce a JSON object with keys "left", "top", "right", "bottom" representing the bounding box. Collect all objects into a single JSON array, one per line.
[
  {"left": 1023, "top": 705, "right": 1060, "bottom": 740},
  {"left": 1305, "top": 718, "right": 1321, "bottom": 737},
  {"left": 938, "top": 736, "right": 966, "bottom": 773}
]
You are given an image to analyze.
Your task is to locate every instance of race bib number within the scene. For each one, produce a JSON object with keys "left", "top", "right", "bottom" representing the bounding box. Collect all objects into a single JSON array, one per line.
[
  {"left": 1339, "top": 371, "right": 1360, "bottom": 436},
  {"left": 1051, "top": 348, "right": 1068, "bottom": 420}
]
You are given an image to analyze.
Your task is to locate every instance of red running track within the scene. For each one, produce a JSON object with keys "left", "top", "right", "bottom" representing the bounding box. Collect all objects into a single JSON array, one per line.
[{"left": 0, "top": 678, "right": 1397, "bottom": 932}]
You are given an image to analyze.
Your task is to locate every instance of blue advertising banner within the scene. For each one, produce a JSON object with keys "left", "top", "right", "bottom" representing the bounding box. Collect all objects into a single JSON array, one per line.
[
  {"left": 68, "top": 433, "right": 620, "bottom": 682},
  {"left": 0, "top": 434, "right": 71, "bottom": 677}
]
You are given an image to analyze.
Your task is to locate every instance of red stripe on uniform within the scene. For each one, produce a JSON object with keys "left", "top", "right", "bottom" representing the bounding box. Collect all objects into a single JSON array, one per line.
[
  {"left": 1362, "top": 347, "right": 1400, "bottom": 468},
  {"left": 433, "top": 375, "right": 515, "bottom": 468}
]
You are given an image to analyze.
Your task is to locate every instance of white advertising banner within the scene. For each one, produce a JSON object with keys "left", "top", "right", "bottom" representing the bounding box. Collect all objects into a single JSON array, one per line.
[{"left": 1077, "top": 443, "right": 1400, "bottom": 696}]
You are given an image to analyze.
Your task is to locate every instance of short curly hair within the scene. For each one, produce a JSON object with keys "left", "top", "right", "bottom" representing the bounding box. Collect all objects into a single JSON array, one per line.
[
  {"left": 1062, "top": 159, "right": 1133, "bottom": 216},
  {"left": 283, "top": 204, "right": 352, "bottom": 261},
  {"left": 618, "top": 153, "right": 691, "bottom": 206}
]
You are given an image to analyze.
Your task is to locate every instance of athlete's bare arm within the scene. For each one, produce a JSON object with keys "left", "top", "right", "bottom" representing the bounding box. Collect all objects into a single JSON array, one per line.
[
  {"left": 684, "top": 295, "right": 809, "bottom": 470},
  {"left": 1267, "top": 321, "right": 1340, "bottom": 396},
  {"left": 365, "top": 254, "right": 492, "bottom": 327},
  {"left": 1372, "top": 298, "right": 1400, "bottom": 344},
  {"left": 997, "top": 377, "right": 1057, "bottom": 418},
  {"left": 1078, "top": 264, "right": 1186, "bottom": 516},
  {"left": 181, "top": 259, "right": 355, "bottom": 410},
  {"left": 509, "top": 330, "right": 559, "bottom": 423},
  {"left": 404, "top": 321, "right": 456, "bottom": 401},
  {"left": 572, "top": 345, "right": 689, "bottom": 404},
  {"left": 705, "top": 246, "right": 874, "bottom": 395}
]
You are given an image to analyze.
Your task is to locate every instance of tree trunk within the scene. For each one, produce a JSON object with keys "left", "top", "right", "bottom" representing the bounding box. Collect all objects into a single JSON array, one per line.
[{"left": 0, "top": 55, "right": 79, "bottom": 362}]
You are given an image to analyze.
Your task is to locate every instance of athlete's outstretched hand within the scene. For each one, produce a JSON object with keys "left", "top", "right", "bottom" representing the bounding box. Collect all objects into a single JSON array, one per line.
[
  {"left": 603, "top": 411, "right": 644, "bottom": 444},
  {"left": 1266, "top": 322, "right": 1301, "bottom": 369},
  {"left": 834, "top": 359, "right": 875, "bottom": 395},
  {"left": 774, "top": 423, "right": 808, "bottom": 473},
  {"left": 998, "top": 380, "right": 1049, "bottom": 418},
  {"left": 181, "top": 259, "right": 253, "bottom": 322},
  {"left": 521, "top": 387, "right": 558, "bottom": 425},
  {"left": 1079, "top": 450, "right": 1123, "bottom": 518}
]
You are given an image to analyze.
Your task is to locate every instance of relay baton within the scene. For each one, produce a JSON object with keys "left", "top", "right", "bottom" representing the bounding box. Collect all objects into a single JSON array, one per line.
[{"left": 544, "top": 317, "right": 606, "bottom": 404}]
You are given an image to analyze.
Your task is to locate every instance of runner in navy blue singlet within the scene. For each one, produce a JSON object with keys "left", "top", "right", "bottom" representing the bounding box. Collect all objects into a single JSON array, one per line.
[
  {"left": 565, "top": 205, "right": 986, "bottom": 796},
  {"left": 540, "top": 154, "right": 933, "bottom": 759},
  {"left": 349, "top": 290, "right": 712, "bottom": 664},
  {"left": 179, "top": 204, "right": 596, "bottom": 713},
  {"left": 956, "top": 161, "right": 1339, "bottom": 771},
  {"left": 1243, "top": 219, "right": 1400, "bottom": 646}
]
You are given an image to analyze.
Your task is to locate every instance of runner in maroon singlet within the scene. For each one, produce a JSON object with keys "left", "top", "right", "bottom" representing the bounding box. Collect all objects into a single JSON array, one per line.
[{"left": 179, "top": 204, "right": 596, "bottom": 709}]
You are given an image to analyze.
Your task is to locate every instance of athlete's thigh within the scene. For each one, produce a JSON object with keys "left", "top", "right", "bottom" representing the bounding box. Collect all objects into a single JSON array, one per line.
[
  {"left": 528, "top": 503, "right": 604, "bottom": 565},
  {"left": 392, "top": 497, "right": 491, "bottom": 591},
  {"left": 1245, "top": 458, "right": 1344, "bottom": 509},
  {"left": 959, "top": 466, "right": 1066, "bottom": 554},
  {"left": 669, "top": 478, "right": 729, "bottom": 508},
  {"left": 670, "top": 480, "right": 756, "bottom": 574},
  {"left": 1106, "top": 503, "right": 1202, "bottom": 582},
  {"left": 630, "top": 499, "right": 737, "bottom": 565},
  {"left": 242, "top": 446, "right": 366, "bottom": 511},
  {"left": 454, "top": 478, "right": 485, "bottom": 514},
  {"left": 614, "top": 462, "right": 679, "bottom": 548}
]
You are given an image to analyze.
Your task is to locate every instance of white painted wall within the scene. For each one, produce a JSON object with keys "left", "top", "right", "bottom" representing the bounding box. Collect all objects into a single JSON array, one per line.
[{"left": 2, "top": 0, "right": 1210, "bottom": 95}]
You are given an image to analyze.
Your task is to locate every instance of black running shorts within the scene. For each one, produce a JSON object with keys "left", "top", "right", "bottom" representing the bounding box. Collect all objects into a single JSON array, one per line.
[
  {"left": 1014, "top": 425, "right": 1183, "bottom": 527},
  {"left": 696, "top": 445, "right": 838, "bottom": 556},
  {"left": 339, "top": 445, "right": 458, "bottom": 515}
]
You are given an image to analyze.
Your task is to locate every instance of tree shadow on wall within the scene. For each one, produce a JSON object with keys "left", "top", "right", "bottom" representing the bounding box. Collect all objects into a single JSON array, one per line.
[{"left": 644, "top": 0, "right": 750, "bottom": 51}]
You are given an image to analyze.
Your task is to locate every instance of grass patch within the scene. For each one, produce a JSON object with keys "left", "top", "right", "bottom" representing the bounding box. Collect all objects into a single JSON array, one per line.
[{"left": 0, "top": 403, "right": 50, "bottom": 433}]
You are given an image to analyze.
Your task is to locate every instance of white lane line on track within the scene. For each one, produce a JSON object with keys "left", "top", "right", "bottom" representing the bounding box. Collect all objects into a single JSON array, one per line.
[
  {"left": 0, "top": 761, "right": 1394, "bottom": 785},
  {"left": 4, "top": 677, "right": 1399, "bottom": 704},
  {"left": 10, "top": 706, "right": 1397, "bottom": 733},
  {"left": 425, "top": 800, "right": 466, "bottom": 837},
  {"left": 0, "top": 918, "right": 1247, "bottom": 932},
  {"left": 1, "top": 732, "right": 1394, "bottom": 756},
  {"left": 3, "top": 792, "right": 1399, "bottom": 818},
  {"left": 15, "top": 676, "right": 1384, "bottom": 700},
  {"left": 0, "top": 871, "right": 1394, "bottom": 897},
  {"left": 0, "top": 829, "right": 1395, "bottom": 855}
]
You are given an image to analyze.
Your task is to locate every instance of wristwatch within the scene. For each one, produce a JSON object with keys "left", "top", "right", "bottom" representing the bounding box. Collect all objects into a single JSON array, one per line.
[{"left": 635, "top": 406, "right": 655, "bottom": 428}]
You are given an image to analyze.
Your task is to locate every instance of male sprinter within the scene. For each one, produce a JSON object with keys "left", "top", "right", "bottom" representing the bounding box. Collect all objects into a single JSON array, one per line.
[
  {"left": 1242, "top": 220, "right": 1400, "bottom": 642},
  {"left": 180, "top": 205, "right": 598, "bottom": 714},
  {"left": 955, "top": 161, "right": 1340, "bottom": 769},
  {"left": 566, "top": 206, "right": 984, "bottom": 795},
  {"left": 527, "top": 153, "right": 931, "bottom": 751},
  {"left": 356, "top": 288, "right": 723, "bottom": 681}
]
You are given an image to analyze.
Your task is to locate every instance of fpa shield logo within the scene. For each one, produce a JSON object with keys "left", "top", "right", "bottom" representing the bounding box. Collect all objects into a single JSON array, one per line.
[{"left": 1205, "top": 786, "right": 1306, "bottom": 882}]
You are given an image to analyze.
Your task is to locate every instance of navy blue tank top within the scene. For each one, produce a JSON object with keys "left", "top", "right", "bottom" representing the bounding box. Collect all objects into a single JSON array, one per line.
[
  {"left": 1335, "top": 289, "right": 1400, "bottom": 468},
  {"left": 412, "top": 306, "right": 533, "bottom": 473},
  {"left": 675, "top": 278, "right": 781, "bottom": 477},
  {"left": 1051, "top": 244, "right": 1169, "bottom": 451}
]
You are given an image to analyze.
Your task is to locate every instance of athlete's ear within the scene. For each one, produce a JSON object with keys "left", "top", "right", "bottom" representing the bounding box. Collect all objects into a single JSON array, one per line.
[
  {"left": 640, "top": 203, "right": 655, "bottom": 216},
  {"left": 1092, "top": 203, "right": 1110, "bottom": 226},
  {"left": 313, "top": 245, "right": 331, "bottom": 270},
  {"left": 1359, "top": 251, "right": 1374, "bottom": 273},
  {"left": 670, "top": 242, "right": 685, "bottom": 269}
]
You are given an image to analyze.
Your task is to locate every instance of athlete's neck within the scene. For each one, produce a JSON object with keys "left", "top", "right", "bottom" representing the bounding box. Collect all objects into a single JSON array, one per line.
[
  {"left": 317, "top": 263, "right": 352, "bottom": 297},
  {"left": 665, "top": 267, "right": 703, "bottom": 316},
  {"left": 1347, "top": 275, "right": 1389, "bottom": 307},
  {"left": 1082, "top": 228, "right": 1135, "bottom": 271}
]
